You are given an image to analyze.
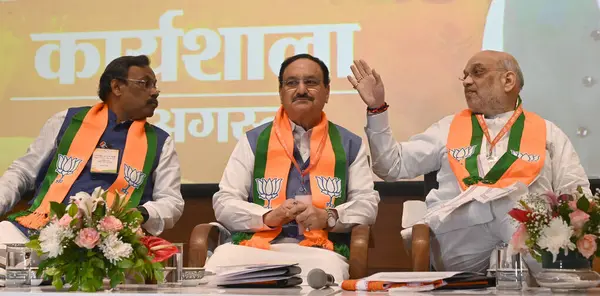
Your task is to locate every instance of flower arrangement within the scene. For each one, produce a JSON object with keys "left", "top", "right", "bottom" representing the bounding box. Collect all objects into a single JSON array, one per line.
[
  {"left": 25, "top": 187, "right": 178, "bottom": 292},
  {"left": 507, "top": 186, "right": 600, "bottom": 263}
]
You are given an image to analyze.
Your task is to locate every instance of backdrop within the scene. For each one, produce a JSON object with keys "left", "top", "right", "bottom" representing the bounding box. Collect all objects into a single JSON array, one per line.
[{"left": 1, "top": 0, "right": 597, "bottom": 183}]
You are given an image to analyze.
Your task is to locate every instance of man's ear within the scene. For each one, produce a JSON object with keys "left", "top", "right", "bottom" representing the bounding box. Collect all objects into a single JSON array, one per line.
[
  {"left": 503, "top": 71, "right": 517, "bottom": 92},
  {"left": 111, "top": 79, "right": 123, "bottom": 97},
  {"left": 324, "top": 84, "right": 330, "bottom": 103}
]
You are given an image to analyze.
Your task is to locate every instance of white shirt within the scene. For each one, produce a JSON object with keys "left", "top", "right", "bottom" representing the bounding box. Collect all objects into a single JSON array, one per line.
[
  {"left": 0, "top": 110, "right": 184, "bottom": 236},
  {"left": 365, "top": 110, "right": 591, "bottom": 233},
  {"left": 213, "top": 120, "right": 380, "bottom": 233}
]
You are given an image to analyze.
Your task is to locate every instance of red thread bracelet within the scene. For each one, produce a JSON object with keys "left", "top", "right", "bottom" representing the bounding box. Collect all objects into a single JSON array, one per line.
[{"left": 367, "top": 102, "right": 389, "bottom": 114}]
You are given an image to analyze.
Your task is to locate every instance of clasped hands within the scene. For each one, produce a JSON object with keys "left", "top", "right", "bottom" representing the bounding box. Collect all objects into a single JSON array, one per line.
[{"left": 263, "top": 199, "right": 328, "bottom": 231}]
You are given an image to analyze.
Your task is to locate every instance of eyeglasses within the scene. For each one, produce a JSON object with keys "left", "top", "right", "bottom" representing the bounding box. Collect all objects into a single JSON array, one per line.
[
  {"left": 123, "top": 78, "right": 159, "bottom": 90},
  {"left": 281, "top": 78, "right": 321, "bottom": 89}
]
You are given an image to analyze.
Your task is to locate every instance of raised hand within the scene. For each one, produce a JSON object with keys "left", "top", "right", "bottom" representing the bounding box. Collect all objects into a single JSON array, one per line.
[{"left": 347, "top": 59, "right": 386, "bottom": 109}]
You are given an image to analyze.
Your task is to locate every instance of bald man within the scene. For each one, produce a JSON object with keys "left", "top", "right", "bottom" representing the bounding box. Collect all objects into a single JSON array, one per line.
[{"left": 348, "top": 50, "right": 591, "bottom": 272}]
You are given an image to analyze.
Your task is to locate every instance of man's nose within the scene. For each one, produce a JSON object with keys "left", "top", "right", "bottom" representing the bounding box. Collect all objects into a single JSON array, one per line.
[
  {"left": 462, "top": 75, "right": 474, "bottom": 88},
  {"left": 296, "top": 81, "right": 308, "bottom": 94},
  {"left": 151, "top": 87, "right": 160, "bottom": 98}
]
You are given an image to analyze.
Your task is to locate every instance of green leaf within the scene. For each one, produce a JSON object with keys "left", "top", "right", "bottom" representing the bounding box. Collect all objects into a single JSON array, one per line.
[
  {"left": 90, "top": 277, "right": 103, "bottom": 290},
  {"left": 134, "top": 272, "right": 144, "bottom": 283},
  {"left": 90, "top": 257, "right": 105, "bottom": 269},
  {"left": 65, "top": 267, "right": 76, "bottom": 283},
  {"left": 45, "top": 267, "right": 58, "bottom": 276},
  {"left": 111, "top": 191, "right": 122, "bottom": 214},
  {"left": 118, "top": 259, "right": 134, "bottom": 269},
  {"left": 50, "top": 202, "right": 67, "bottom": 219},
  {"left": 82, "top": 280, "right": 96, "bottom": 292},
  {"left": 154, "top": 269, "right": 164, "bottom": 283},
  {"left": 25, "top": 240, "right": 42, "bottom": 252},
  {"left": 136, "top": 245, "right": 149, "bottom": 257},
  {"left": 134, "top": 258, "right": 145, "bottom": 269},
  {"left": 110, "top": 271, "right": 125, "bottom": 288},
  {"left": 68, "top": 203, "right": 79, "bottom": 217},
  {"left": 70, "top": 218, "right": 80, "bottom": 228},
  {"left": 578, "top": 196, "right": 590, "bottom": 212},
  {"left": 52, "top": 274, "right": 63, "bottom": 290}
]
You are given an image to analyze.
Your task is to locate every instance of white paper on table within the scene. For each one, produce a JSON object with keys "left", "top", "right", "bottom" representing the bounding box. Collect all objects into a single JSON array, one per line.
[
  {"left": 389, "top": 288, "right": 496, "bottom": 295},
  {"left": 365, "top": 272, "right": 464, "bottom": 283}
]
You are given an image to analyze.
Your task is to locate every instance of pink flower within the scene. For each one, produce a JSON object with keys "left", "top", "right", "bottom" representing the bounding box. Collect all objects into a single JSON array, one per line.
[
  {"left": 569, "top": 200, "right": 579, "bottom": 211},
  {"left": 569, "top": 210, "right": 590, "bottom": 231},
  {"left": 509, "top": 224, "right": 529, "bottom": 255},
  {"left": 75, "top": 228, "right": 100, "bottom": 249},
  {"left": 98, "top": 216, "right": 123, "bottom": 233},
  {"left": 577, "top": 234, "right": 597, "bottom": 258},
  {"left": 544, "top": 191, "right": 559, "bottom": 206},
  {"left": 58, "top": 215, "right": 73, "bottom": 228}
]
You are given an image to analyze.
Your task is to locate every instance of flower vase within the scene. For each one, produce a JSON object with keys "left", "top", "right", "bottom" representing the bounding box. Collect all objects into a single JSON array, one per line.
[{"left": 534, "top": 249, "right": 600, "bottom": 292}]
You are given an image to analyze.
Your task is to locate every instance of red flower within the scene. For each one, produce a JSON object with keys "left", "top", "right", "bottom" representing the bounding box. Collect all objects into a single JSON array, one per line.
[
  {"left": 140, "top": 236, "right": 179, "bottom": 263},
  {"left": 508, "top": 208, "right": 531, "bottom": 223}
]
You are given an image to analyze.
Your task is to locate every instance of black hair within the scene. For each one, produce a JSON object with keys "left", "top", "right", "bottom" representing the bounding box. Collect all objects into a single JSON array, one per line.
[
  {"left": 97, "top": 55, "right": 151, "bottom": 101},
  {"left": 278, "top": 53, "right": 330, "bottom": 88}
]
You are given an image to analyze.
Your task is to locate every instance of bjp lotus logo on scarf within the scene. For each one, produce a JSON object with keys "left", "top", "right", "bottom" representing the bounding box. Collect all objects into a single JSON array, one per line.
[
  {"left": 122, "top": 164, "right": 146, "bottom": 194},
  {"left": 316, "top": 176, "right": 342, "bottom": 207},
  {"left": 450, "top": 145, "right": 477, "bottom": 161},
  {"left": 55, "top": 154, "right": 82, "bottom": 183},
  {"left": 255, "top": 178, "right": 282, "bottom": 209},
  {"left": 511, "top": 150, "right": 541, "bottom": 162}
]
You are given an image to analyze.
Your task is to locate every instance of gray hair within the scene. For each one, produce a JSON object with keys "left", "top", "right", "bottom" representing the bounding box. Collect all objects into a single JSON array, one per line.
[{"left": 500, "top": 58, "right": 524, "bottom": 90}]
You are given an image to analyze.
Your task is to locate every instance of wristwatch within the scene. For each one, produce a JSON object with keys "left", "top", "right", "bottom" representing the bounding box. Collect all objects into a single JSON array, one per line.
[
  {"left": 137, "top": 206, "right": 149, "bottom": 223},
  {"left": 325, "top": 208, "right": 337, "bottom": 228}
]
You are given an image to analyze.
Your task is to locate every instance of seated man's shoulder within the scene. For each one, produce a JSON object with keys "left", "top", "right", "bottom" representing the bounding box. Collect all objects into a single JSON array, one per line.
[
  {"left": 62, "top": 106, "right": 90, "bottom": 118},
  {"left": 329, "top": 122, "right": 362, "bottom": 144},
  {"left": 247, "top": 121, "right": 273, "bottom": 135},
  {"left": 147, "top": 123, "right": 172, "bottom": 141}
]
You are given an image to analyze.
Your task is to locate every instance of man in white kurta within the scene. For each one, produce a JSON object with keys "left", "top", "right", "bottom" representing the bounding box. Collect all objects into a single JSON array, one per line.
[
  {"left": 347, "top": 51, "right": 591, "bottom": 273},
  {"left": 206, "top": 54, "right": 380, "bottom": 283},
  {"left": 0, "top": 56, "right": 184, "bottom": 284}
]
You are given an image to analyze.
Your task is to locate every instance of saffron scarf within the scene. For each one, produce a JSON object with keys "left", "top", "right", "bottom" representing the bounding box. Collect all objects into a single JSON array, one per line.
[
  {"left": 241, "top": 107, "right": 347, "bottom": 250},
  {"left": 9, "top": 103, "right": 157, "bottom": 229}
]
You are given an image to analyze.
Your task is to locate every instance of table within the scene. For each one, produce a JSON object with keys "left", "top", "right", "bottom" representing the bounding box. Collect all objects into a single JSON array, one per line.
[{"left": 3, "top": 285, "right": 600, "bottom": 295}]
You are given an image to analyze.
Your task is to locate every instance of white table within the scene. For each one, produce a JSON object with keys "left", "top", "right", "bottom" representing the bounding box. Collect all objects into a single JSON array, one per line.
[{"left": 3, "top": 285, "right": 600, "bottom": 295}]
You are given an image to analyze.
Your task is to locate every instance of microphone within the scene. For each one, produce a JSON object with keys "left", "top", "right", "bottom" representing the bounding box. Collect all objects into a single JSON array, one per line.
[{"left": 307, "top": 268, "right": 336, "bottom": 289}]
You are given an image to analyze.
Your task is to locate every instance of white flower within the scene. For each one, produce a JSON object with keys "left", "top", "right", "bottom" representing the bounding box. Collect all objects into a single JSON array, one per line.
[
  {"left": 69, "top": 187, "right": 106, "bottom": 219},
  {"left": 38, "top": 221, "right": 74, "bottom": 258},
  {"left": 99, "top": 233, "right": 133, "bottom": 264},
  {"left": 520, "top": 193, "right": 551, "bottom": 215},
  {"left": 537, "top": 217, "right": 576, "bottom": 262}
]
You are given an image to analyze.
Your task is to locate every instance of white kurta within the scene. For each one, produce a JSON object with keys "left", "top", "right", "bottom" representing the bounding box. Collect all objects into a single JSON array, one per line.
[
  {"left": 0, "top": 110, "right": 184, "bottom": 236},
  {"left": 365, "top": 109, "right": 591, "bottom": 272},
  {"left": 208, "top": 120, "right": 380, "bottom": 282}
]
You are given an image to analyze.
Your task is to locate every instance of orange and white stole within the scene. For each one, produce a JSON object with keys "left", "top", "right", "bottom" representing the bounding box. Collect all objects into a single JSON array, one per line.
[{"left": 241, "top": 107, "right": 348, "bottom": 250}]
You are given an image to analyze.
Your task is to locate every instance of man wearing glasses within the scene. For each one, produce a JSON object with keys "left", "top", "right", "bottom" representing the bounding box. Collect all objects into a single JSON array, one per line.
[
  {"left": 352, "top": 50, "right": 590, "bottom": 272},
  {"left": 207, "top": 54, "right": 380, "bottom": 282},
  {"left": 0, "top": 55, "right": 184, "bottom": 244}
]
